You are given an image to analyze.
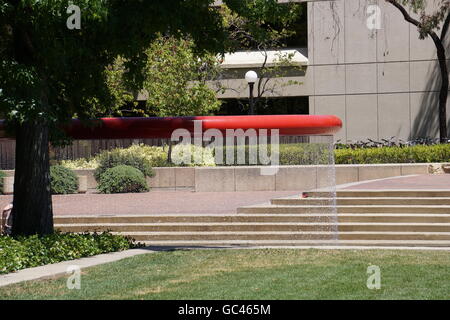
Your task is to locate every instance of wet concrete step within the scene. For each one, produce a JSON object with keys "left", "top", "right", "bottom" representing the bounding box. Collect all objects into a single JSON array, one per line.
[
  {"left": 54, "top": 214, "right": 450, "bottom": 224},
  {"left": 271, "top": 197, "right": 450, "bottom": 206},
  {"left": 237, "top": 205, "right": 450, "bottom": 214},
  {"left": 54, "top": 214, "right": 338, "bottom": 224},
  {"left": 55, "top": 222, "right": 450, "bottom": 233},
  {"left": 310, "top": 190, "right": 450, "bottom": 198}
]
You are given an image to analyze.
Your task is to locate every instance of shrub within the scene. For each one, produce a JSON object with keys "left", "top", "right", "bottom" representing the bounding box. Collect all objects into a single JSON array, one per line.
[
  {"left": 50, "top": 165, "right": 79, "bottom": 194},
  {"left": 0, "top": 171, "right": 5, "bottom": 194},
  {"left": 125, "top": 144, "right": 169, "bottom": 167},
  {"left": 98, "top": 165, "right": 149, "bottom": 194},
  {"left": 216, "top": 143, "right": 332, "bottom": 166},
  {"left": 0, "top": 232, "right": 142, "bottom": 274},
  {"left": 335, "top": 144, "right": 450, "bottom": 164},
  {"left": 94, "top": 147, "right": 155, "bottom": 181},
  {"left": 60, "top": 157, "right": 99, "bottom": 170},
  {"left": 279, "top": 144, "right": 332, "bottom": 165},
  {"left": 171, "top": 144, "right": 216, "bottom": 167}
]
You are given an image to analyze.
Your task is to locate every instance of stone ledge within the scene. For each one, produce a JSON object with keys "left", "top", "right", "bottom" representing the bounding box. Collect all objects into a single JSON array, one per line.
[
  {"left": 1, "top": 175, "right": 88, "bottom": 194},
  {"left": 1, "top": 163, "right": 442, "bottom": 194}
]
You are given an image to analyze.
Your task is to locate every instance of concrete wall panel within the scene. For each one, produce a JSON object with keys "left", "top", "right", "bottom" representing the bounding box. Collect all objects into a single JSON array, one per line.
[
  {"left": 195, "top": 168, "right": 235, "bottom": 192},
  {"left": 314, "top": 65, "right": 346, "bottom": 95},
  {"left": 346, "top": 64, "right": 377, "bottom": 94},
  {"left": 378, "top": 93, "right": 410, "bottom": 140},
  {"left": 410, "top": 91, "right": 440, "bottom": 139},
  {"left": 346, "top": 95, "right": 378, "bottom": 141},
  {"left": 275, "top": 166, "right": 317, "bottom": 191},
  {"left": 344, "top": 0, "right": 377, "bottom": 63},
  {"left": 410, "top": 60, "right": 441, "bottom": 92},
  {"left": 312, "top": 0, "right": 345, "bottom": 65},
  {"left": 377, "top": 1, "right": 410, "bottom": 62},
  {"left": 235, "top": 167, "right": 275, "bottom": 191},
  {"left": 378, "top": 62, "right": 410, "bottom": 93}
]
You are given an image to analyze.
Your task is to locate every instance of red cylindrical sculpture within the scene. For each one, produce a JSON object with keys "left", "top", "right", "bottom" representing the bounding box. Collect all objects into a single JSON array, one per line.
[
  {"left": 0, "top": 115, "right": 342, "bottom": 139},
  {"left": 65, "top": 115, "right": 342, "bottom": 139}
]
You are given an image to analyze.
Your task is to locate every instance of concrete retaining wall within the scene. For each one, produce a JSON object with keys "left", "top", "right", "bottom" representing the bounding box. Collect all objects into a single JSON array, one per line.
[{"left": 0, "top": 163, "right": 441, "bottom": 194}]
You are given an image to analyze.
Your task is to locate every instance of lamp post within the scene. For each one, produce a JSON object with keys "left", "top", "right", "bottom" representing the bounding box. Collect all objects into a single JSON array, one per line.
[{"left": 245, "top": 70, "right": 258, "bottom": 115}]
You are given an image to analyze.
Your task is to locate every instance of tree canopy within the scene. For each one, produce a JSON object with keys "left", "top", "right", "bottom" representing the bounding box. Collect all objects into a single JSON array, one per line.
[
  {"left": 0, "top": 0, "right": 263, "bottom": 236},
  {"left": 0, "top": 0, "right": 228, "bottom": 134}
]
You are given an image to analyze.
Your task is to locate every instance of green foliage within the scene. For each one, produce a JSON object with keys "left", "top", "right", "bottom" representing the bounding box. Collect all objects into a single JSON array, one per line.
[
  {"left": 0, "top": 0, "right": 270, "bottom": 236},
  {"left": 60, "top": 157, "right": 99, "bottom": 170},
  {"left": 222, "top": 1, "right": 304, "bottom": 50},
  {"left": 59, "top": 143, "right": 450, "bottom": 168},
  {"left": 0, "top": 170, "right": 4, "bottom": 193},
  {"left": 335, "top": 144, "right": 450, "bottom": 164},
  {"left": 0, "top": 232, "right": 141, "bottom": 274},
  {"left": 217, "top": 143, "right": 331, "bottom": 166},
  {"left": 124, "top": 144, "right": 170, "bottom": 167},
  {"left": 0, "top": 0, "right": 231, "bottom": 134},
  {"left": 50, "top": 165, "right": 79, "bottom": 195},
  {"left": 2, "top": 249, "right": 449, "bottom": 299},
  {"left": 0, "top": 0, "right": 253, "bottom": 147},
  {"left": 98, "top": 165, "right": 149, "bottom": 194},
  {"left": 60, "top": 144, "right": 216, "bottom": 169},
  {"left": 397, "top": 0, "right": 449, "bottom": 39},
  {"left": 219, "top": 143, "right": 450, "bottom": 166},
  {"left": 103, "top": 56, "right": 137, "bottom": 116},
  {"left": 94, "top": 148, "right": 155, "bottom": 181},
  {"left": 142, "top": 35, "right": 222, "bottom": 117},
  {"left": 171, "top": 144, "right": 217, "bottom": 167}
]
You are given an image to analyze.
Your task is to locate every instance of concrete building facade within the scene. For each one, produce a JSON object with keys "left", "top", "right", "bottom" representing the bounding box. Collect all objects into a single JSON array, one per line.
[{"left": 216, "top": 0, "right": 450, "bottom": 142}]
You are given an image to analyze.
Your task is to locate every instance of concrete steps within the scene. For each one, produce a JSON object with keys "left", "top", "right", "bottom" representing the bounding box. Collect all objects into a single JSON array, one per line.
[
  {"left": 54, "top": 189, "right": 450, "bottom": 248},
  {"left": 237, "top": 205, "right": 450, "bottom": 214},
  {"left": 311, "top": 190, "right": 450, "bottom": 198},
  {"left": 271, "top": 197, "right": 450, "bottom": 206},
  {"left": 55, "top": 222, "right": 450, "bottom": 233},
  {"left": 54, "top": 213, "right": 450, "bottom": 224}
]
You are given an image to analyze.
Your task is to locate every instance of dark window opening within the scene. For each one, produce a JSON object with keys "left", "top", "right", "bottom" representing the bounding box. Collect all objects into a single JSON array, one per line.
[{"left": 217, "top": 96, "right": 309, "bottom": 115}]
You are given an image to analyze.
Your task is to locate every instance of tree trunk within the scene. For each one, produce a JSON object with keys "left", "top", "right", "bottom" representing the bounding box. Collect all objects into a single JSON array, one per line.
[
  {"left": 436, "top": 44, "right": 449, "bottom": 143},
  {"left": 167, "top": 139, "right": 173, "bottom": 164},
  {"left": 11, "top": 121, "right": 54, "bottom": 236}
]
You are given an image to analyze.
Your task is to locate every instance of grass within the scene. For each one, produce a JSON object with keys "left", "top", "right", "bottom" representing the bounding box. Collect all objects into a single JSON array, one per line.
[{"left": 0, "top": 249, "right": 449, "bottom": 300}]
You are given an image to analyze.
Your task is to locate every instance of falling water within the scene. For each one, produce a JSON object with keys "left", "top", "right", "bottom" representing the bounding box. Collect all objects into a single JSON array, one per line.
[{"left": 285, "top": 135, "right": 339, "bottom": 243}]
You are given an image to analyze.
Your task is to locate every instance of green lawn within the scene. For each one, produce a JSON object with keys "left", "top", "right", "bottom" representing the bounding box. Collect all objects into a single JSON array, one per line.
[{"left": 1, "top": 249, "right": 449, "bottom": 300}]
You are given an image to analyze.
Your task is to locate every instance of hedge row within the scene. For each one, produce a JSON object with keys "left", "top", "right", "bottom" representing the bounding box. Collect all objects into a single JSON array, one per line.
[
  {"left": 335, "top": 144, "right": 450, "bottom": 164},
  {"left": 216, "top": 144, "right": 332, "bottom": 166},
  {"left": 0, "top": 232, "right": 142, "bottom": 274},
  {"left": 58, "top": 143, "right": 450, "bottom": 168},
  {"left": 218, "top": 144, "right": 450, "bottom": 165}
]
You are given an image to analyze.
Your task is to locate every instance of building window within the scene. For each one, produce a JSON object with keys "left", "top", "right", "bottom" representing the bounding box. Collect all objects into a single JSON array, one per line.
[{"left": 217, "top": 96, "right": 309, "bottom": 115}]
